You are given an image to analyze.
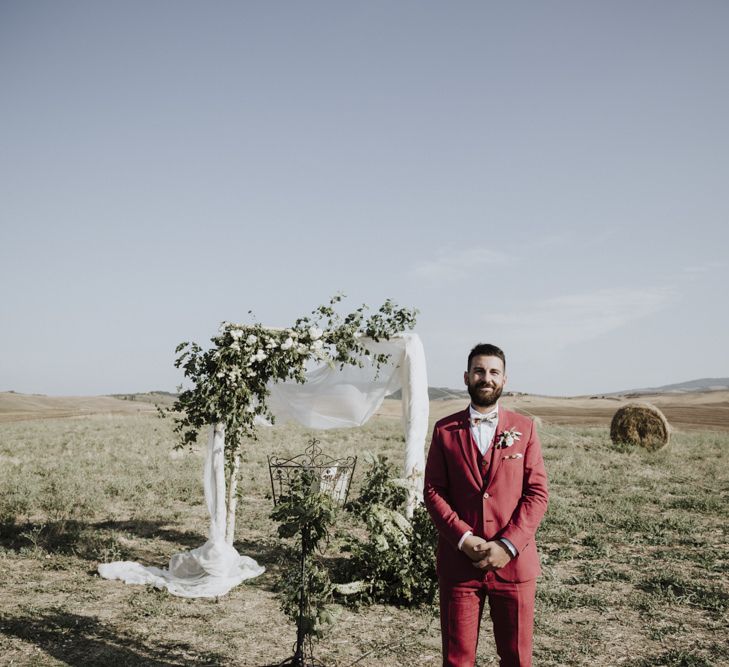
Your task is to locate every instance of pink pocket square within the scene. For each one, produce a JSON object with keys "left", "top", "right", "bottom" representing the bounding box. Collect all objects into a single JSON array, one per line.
[{"left": 502, "top": 453, "right": 523, "bottom": 460}]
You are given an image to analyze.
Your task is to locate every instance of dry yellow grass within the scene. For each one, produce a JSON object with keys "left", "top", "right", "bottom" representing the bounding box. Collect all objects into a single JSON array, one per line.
[
  {"left": 0, "top": 392, "right": 173, "bottom": 423},
  {"left": 1, "top": 412, "right": 727, "bottom": 666},
  {"left": 5, "top": 389, "right": 729, "bottom": 432}
]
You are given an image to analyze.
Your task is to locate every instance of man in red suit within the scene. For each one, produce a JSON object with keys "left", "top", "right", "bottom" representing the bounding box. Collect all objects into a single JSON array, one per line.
[{"left": 424, "top": 343, "right": 549, "bottom": 667}]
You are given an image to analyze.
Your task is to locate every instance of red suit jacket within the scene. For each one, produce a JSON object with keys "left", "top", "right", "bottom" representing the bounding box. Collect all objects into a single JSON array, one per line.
[{"left": 424, "top": 407, "right": 549, "bottom": 584}]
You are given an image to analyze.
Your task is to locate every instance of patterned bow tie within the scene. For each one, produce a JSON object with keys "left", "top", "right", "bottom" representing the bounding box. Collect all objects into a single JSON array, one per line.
[{"left": 470, "top": 411, "right": 498, "bottom": 426}]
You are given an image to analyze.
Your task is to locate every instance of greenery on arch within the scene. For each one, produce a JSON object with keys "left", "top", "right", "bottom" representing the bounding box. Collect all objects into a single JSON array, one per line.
[
  {"left": 167, "top": 295, "right": 418, "bottom": 458},
  {"left": 162, "top": 295, "right": 418, "bottom": 544}
]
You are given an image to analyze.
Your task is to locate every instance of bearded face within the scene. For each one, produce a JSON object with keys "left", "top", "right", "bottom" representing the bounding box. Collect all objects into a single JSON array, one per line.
[{"left": 464, "top": 354, "right": 507, "bottom": 409}]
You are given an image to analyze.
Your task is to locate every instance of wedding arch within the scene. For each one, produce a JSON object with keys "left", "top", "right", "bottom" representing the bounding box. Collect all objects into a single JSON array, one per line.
[{"left": 99, "top": 297, "right": 429, "bottom": 598}]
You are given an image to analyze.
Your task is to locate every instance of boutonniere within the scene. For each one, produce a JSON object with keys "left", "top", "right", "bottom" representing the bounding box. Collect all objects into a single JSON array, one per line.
[{"left": 496, "top": 428, "right": 521, "bottom": 449}]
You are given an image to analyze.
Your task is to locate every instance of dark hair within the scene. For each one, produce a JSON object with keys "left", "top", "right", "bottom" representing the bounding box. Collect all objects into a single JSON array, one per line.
[{"left": 467, "top": 343, "right": 506, "bottom": 371}]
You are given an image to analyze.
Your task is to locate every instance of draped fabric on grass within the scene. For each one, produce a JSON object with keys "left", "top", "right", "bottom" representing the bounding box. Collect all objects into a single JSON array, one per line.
[
  {"left": 98, "top": 333, "right": 429, "bottom": 598},
  {"left": 98, "top": 425, "right": 265, "bottom": 598}
]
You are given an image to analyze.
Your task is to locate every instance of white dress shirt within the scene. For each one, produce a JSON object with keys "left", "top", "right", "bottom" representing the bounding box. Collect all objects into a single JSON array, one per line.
[{"left": 468, "top": 403, "right": 499, "bottom": 455}]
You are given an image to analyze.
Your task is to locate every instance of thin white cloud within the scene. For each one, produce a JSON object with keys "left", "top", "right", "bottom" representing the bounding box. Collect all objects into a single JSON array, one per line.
[
  {"left": 409, "top": 246, "right": 512, "bottom": 283},
  {"left": 682, "top": 260, "right": 726, "bottom": 275},
  {"left": 486, "top": 286, "right": 675, "bottom": 350}
]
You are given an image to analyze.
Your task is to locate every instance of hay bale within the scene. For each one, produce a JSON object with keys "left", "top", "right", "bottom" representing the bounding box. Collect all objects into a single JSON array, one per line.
[{"left": 610, "top": 403, "right": 670, "bottom": 451}]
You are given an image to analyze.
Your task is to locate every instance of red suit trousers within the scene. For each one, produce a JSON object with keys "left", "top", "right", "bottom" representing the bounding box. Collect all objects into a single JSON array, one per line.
[{"left": 439, "top": 573, "right": 536, "bottom": 667}]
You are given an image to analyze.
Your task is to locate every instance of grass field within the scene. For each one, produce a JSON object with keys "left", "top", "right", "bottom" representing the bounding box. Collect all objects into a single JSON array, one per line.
[{"left": 1, "top": 411, "right": 727, "bottom": 666}]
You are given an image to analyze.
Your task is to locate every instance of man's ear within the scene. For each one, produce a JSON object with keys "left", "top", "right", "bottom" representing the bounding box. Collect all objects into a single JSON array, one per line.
[{"left": 463, "top": 371, "right": 469, "bottom": 387}]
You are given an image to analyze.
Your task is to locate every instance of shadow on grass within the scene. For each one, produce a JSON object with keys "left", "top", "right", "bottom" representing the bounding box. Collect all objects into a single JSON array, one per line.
[
  {"left": 0, "top": 518, "right": 207, "bottom": 562},
  {"left": 233, "top": 537, "right": 283, "bottom": 587},
  {"left": 0, "top": 608, "right": 225, "bottom": 666},
  {"left": 629, "top": 648, "right": 715, "bottom": 667},
  {"left": 637, "top": 574, "right": 729, "bottom": 617},
  {"left": 97, "top": 519, "right": 207, "bottom": 548}
]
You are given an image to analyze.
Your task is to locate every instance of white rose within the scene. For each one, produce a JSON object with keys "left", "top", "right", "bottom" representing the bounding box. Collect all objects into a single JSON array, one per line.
[
  {"left": 311, "top": 339, "right": 324, "bottom": 351},
  {"left": 253, "top": 349, "right": 267, "bottom": 362},
  {"left": 281, "top": 337, "right": 294, "bottom": 351},
  {"left": 230, "top": 342, "right": 240, "bottom": 351},
  {"left": 309, "top": 326, "right": 323, "bottom": 340},
  {"left": 246, "top": 334, "right": 257, "bottom": 345}
]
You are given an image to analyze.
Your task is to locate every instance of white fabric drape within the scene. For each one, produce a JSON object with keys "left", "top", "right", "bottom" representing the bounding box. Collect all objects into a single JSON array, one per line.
[
  {"left": 266, "top": 334, "right": 429, "bottom": 492},
  {"left": 98, "top": 333, "right": 428, "bottom": 598},
  {"left": 98, "top": 425, "right": 265, "bottom": 598}
]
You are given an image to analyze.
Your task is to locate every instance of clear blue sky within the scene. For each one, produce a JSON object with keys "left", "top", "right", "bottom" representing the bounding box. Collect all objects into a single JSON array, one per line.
[{"left": 1, "top": 2, "right": 727, "bottom": 396}]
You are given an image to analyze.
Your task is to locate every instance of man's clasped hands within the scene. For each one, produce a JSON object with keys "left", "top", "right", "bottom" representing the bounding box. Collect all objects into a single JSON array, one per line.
[{"left": 461, "top": 535, "right": 513, "bottom": 571}]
